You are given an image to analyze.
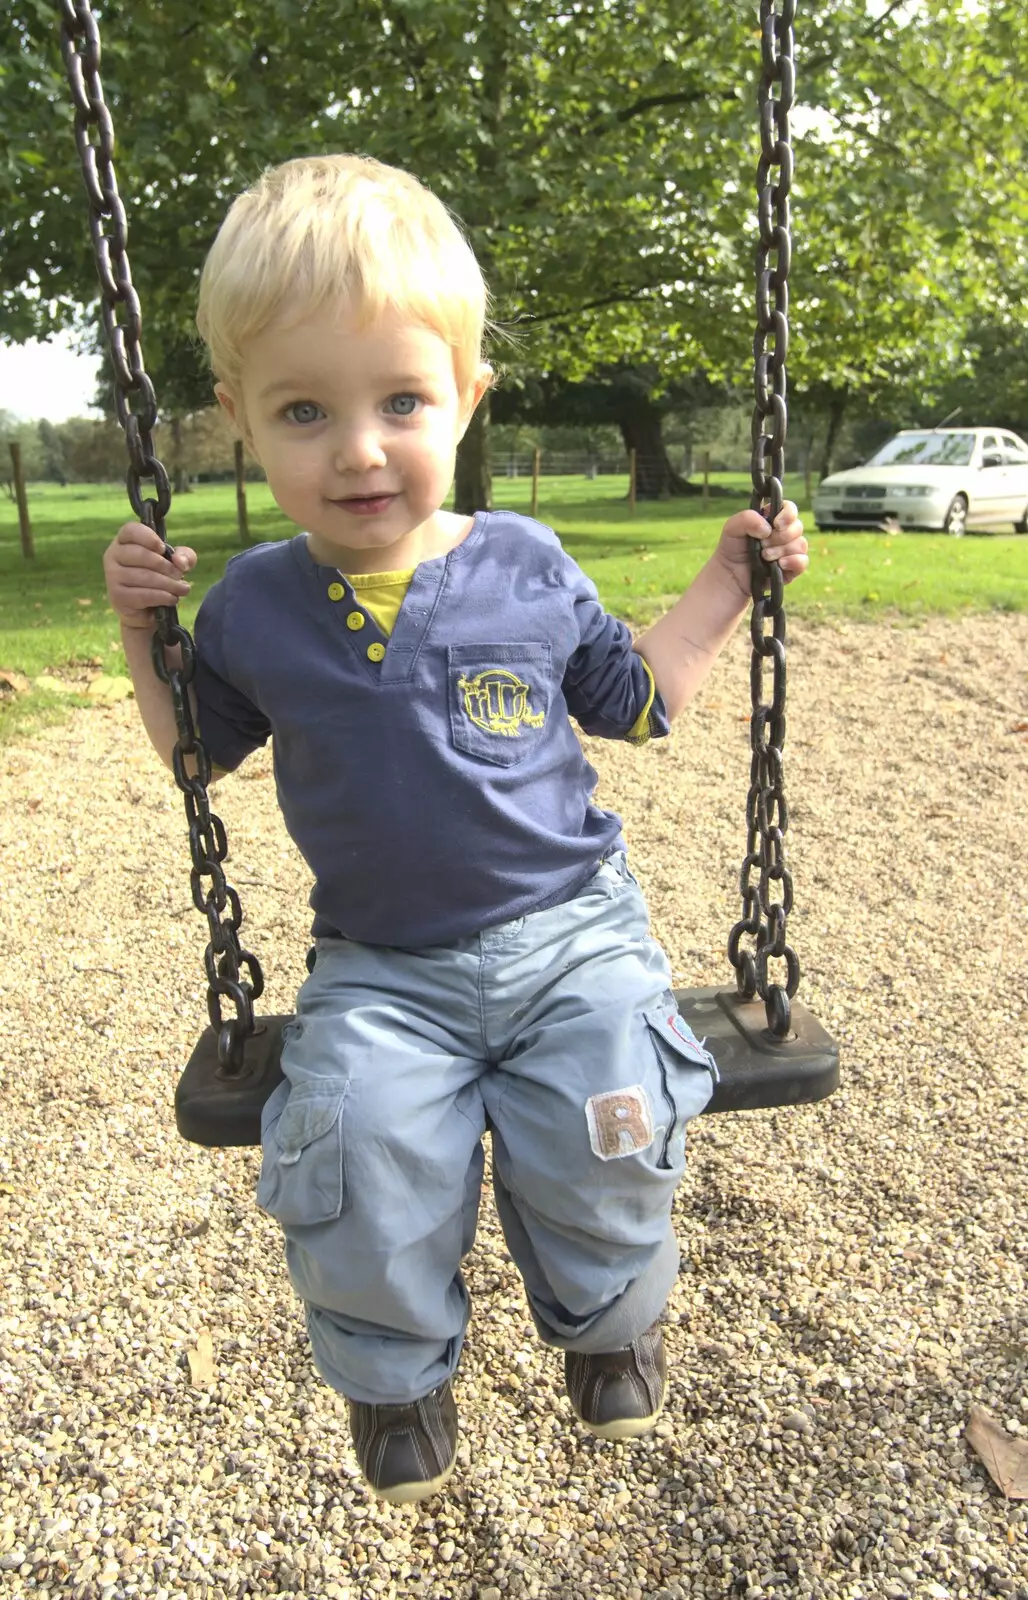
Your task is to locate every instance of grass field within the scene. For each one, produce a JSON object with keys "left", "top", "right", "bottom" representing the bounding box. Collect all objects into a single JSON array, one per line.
[{"left": 2, "top": 472, "right": 1026, "bottom": 743}]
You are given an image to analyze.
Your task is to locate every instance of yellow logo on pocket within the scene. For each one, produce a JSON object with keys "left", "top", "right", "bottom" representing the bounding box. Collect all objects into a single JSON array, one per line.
[{"left": 457, "top": 668, "right": 545, "bottom": 738}]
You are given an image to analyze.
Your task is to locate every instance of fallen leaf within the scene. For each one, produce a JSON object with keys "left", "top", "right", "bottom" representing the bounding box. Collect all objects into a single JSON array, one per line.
[
  {"left": 0, "top": 668, "right": 29, "bottom": 695},
  {"left": 175, "top": 1218, "right": 210, "bottom": 1243},
  {"left": 186, "top": 1330, "right": 216, "bottom": 1389},
  {"left": 966, "top": 1405, "right": 1028, "bottom": 1498},
  {"left": 1010, "top": 720, "right": 1028, "bottom": 735},
  {"left": 76, "top": 597, "right": 93, "bottom": 606},
  {"left": 85, "top": 675, "right": 134, "bottom": 703},
  {"left": 33, "top": 674, "right": 78, "bottom": 696}
]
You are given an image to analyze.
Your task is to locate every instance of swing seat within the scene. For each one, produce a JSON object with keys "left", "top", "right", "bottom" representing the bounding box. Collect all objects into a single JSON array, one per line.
[
  {"left": 175, "top": 1017, "right": 288, "bottom": 1148},
  {"left": 174, "top": 989, "right": 839, "bottom": 1147},
  {"left": 673, "top": 986, "right": 839, "bottom": 1115}
]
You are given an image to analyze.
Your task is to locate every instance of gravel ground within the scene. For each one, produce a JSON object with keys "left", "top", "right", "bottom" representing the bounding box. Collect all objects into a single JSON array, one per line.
[{"left": 1, "top": 612, "right": 1026, "bottom": 1600}]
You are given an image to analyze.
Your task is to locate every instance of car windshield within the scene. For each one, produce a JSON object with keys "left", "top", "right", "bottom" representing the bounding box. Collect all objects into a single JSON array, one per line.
[{"left": 867, "top": 432, "right": 975, "bottom": 468}]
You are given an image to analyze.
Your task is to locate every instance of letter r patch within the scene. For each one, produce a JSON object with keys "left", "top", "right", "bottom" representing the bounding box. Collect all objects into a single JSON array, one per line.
[{"left": 585, "top": 1086, "right": 654, "bottom": 1161}]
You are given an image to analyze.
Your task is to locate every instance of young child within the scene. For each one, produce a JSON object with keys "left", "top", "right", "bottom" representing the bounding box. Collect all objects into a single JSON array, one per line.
[{"left": 104, "top": 154, "right": 808, "bottom": 1505}]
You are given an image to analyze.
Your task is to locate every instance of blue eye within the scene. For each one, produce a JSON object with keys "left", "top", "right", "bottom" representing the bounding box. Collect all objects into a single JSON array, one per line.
[
  {"left": 285, "top": 402, "right": 324, "bottom": 425},
  {"left": 387, "top": 394, "right": 420, "bottom": 417}
]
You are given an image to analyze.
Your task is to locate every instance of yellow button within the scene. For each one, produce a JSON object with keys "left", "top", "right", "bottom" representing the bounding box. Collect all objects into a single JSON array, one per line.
[
  {"left": 366, "top": 642, "right": 386, "bottom": 663},
  {"left": 327, "top": 582, "right": 345, "bottom": 601},
  {"left": 346, "top": 610, "right": 365, "bottom": 631}
]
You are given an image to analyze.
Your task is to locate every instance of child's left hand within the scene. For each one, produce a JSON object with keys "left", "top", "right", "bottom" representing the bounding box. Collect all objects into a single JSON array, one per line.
[{"left": 717, "top": 501, "right": 809, "bottom": 597}]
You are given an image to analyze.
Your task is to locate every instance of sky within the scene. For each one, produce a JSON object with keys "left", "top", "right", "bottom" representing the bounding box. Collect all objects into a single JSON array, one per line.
[{"left": 0, "top": 331, "right": 101, "bottom": 423}]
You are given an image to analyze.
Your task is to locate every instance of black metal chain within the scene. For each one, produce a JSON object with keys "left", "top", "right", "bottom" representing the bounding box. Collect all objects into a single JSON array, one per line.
[
  {"left": 59, "top": 0, "right": 263, "bottom": 1074},
  {"left": 727, "top": 0, "right": 799, "bottom": 1039}
]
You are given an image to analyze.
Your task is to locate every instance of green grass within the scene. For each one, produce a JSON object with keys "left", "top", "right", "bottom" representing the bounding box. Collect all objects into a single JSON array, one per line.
[
  {"left": 2, "top": 474, "right": 1026, "bottom": 743},
  {"left": 500, "top": 471, "right": 1028, "bottom": 627}
]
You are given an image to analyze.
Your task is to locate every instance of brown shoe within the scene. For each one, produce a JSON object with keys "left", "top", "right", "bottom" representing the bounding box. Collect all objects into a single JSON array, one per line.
[
  {"left": 564, "top": 1323, "right": 667, "bottom": 1440},
  {"left": 348, "top": 1381, "right": 458, "bottom": 1504}
]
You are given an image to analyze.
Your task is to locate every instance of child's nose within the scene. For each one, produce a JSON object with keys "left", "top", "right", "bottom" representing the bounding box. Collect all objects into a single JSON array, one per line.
[{"left": 334, "top": 425, "right": 387, "bottom": 473}]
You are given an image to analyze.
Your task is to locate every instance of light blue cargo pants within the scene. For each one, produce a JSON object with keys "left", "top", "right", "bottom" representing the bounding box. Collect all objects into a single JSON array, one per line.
[{"left": 256, "top": 854, "right": 717, "bottom": 1405}]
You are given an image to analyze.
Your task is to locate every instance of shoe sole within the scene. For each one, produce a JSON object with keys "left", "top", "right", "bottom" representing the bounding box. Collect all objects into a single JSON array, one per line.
[
  {"left": 578, "top": 1397, "right": 665, "bottom": 1441},
  {"left": 370, "top": 1456, "right": 456, "bottom": 1506}
]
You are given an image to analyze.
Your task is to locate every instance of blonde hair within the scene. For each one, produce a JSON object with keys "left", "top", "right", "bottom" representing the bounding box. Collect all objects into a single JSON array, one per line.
[{"left": 196, "top": 154, "right": 490, "bottom": 401}]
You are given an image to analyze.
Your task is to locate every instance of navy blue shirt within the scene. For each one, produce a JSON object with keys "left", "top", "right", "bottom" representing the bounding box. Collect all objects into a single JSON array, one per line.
[{"left": 193, "top": 510, "right": 669, "bottom": 946}]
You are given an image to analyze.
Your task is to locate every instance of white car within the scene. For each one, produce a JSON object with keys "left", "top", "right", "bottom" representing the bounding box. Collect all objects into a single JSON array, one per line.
[{"left": 812, "top": 427, "right": 1028, "bottom": 536}]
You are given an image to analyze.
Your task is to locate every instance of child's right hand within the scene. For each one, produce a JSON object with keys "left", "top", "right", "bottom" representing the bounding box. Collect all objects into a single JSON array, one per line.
[{"left": 104, "top": 521, "right": 197, "bottom": 629}]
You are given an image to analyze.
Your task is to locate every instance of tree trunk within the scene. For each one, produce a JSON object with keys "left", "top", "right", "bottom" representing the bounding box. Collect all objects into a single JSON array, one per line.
[
  {"left": 818, "top": 391, "right": 847, "bottom": 481},
  {"left": 614, "top": 394, "right": 692, "bottom": 499},
  {"left": 170, "top": 415, "right": 191, "bottom": 495},
  {"left": 454, "top": 394, "right": 492, "bottom": 516},
  {"left": 234, "top": 439, "right": 250, "bottom": 545},
  {"left": 451, "top": 0, "right": 506, "bottom": 520},
  {"left": 9, "top": 442, "right": 34, "bottom": 559}
]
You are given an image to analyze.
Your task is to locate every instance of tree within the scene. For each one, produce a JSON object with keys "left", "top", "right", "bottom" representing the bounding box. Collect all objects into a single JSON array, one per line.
[
  {"left": 37, "top": 418, "right": 67, "bottom": 484},
  {"left": 494, "top": 365, "right": 726, "bottom": 499},
  {"left": 55, "top": 416, "right": 130, "bottom": 482},
  {"left": 0, "top": 409, "right": 45, "bottom": 498},
  {"left": 0, "top": 1, "right": 768, "bottom": 507},
  {"left": 911, "top": 318, "right": 1028, "bottom": 441},
  {"left": 782, "top": 0, "right": 1028, "bottom": 472},
  {"left": 3, "top": 0, "right": 1028, "bottom": 503}
]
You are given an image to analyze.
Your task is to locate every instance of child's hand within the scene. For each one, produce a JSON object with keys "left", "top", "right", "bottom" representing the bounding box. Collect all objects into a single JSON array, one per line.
[
  {"left": 104, "top": 521, "right": 197, "bottom": 629},
  {"left": 717, "top": 501, "right": 809, "bottom": 597}
]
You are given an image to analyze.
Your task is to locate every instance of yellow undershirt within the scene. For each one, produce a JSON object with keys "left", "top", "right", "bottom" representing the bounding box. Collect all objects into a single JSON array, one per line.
[
  {"left": 344, "top": 567, "right": 418, "bottom": 637},
  {"left": 341, "top": 567, "right": 656, "bottom": 743}
]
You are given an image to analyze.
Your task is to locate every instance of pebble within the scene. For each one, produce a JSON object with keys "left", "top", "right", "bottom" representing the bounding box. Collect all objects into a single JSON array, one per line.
[{"left": 1, "top": 615, "right": 1026, "bottom": 1599}]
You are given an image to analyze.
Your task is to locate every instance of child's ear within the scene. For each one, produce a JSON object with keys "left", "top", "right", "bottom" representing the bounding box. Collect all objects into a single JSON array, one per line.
[
  {"left": 215, "top": 383, "right": 257, "bottom": 457},
  {"left": 457, "top": 363, "right": 494, "bottom": 437}
]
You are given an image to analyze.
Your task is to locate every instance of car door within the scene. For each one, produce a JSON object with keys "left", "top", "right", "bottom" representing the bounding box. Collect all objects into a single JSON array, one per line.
[
  {"left": 972, "top": 433, "right": 1007, "bottom": 527},
  {"left": 1001, "top": 434, "right": 1028, "bottom": 525}
]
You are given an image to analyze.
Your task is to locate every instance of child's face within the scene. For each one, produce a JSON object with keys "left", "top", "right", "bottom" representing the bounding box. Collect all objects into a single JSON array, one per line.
[{"left": 218, "top": 301, "right": 489, "bottom": 571}]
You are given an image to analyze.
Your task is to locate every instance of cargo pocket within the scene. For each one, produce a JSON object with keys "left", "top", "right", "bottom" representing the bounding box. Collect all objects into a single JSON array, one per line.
[
  {"left": 644, "top": 998, "right": 719, "bottom": 1171},
  {"left": 256, "top": 1084, "right": 349, "bottom": 1227}
]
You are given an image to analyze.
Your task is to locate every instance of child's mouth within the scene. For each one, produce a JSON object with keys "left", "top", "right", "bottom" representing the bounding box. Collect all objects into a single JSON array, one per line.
[{"left": 333, "top": 494, "right": 398, "bottom": 516}]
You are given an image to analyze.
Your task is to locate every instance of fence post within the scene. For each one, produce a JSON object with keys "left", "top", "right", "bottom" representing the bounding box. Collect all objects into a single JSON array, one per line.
[
  {"left": 234, "top": 439, "right": 250, "bottom": 545},
  {"left": 9, "top": 442, "right": 34, "bottom": 560},
  {"left": 628, "top": 448, "right": 637, "bottom": 513},
  {"left": 702, "top": 449, "right": 710, "bottom": 509},
  {"left": 530, "top": 447, "right": 541, "bottom": 518}
]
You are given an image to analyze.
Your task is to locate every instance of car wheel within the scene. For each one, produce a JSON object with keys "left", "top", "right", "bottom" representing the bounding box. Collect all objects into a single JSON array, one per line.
[
  {"left": 944, "top": 495, "right": 968, "bottom": 537},
  {"left": 1016, "top": 504, "right": 1028, "bottom": 534}
]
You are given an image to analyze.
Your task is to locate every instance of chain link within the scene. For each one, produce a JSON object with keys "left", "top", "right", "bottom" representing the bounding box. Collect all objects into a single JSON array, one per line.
[
  {"left": 727, "top": 0, "right": 799, "bottom": 1039},
  {"left": 59, "top": 0, "right": 263, "bottom": 1074}
]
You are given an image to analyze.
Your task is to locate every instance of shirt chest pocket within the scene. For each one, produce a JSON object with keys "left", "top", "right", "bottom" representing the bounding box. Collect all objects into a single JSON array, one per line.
[{"left": 448, "top": 643, "right": 552, "bottom": 768}]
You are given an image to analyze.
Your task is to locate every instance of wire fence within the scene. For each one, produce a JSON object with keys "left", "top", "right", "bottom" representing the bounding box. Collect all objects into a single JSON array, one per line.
[
  {"left": 498, "top": 451, "right": 816, "bottom": 479},
  {"left": 501, "top": 454, "right": 631, "bottom": 478}
]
